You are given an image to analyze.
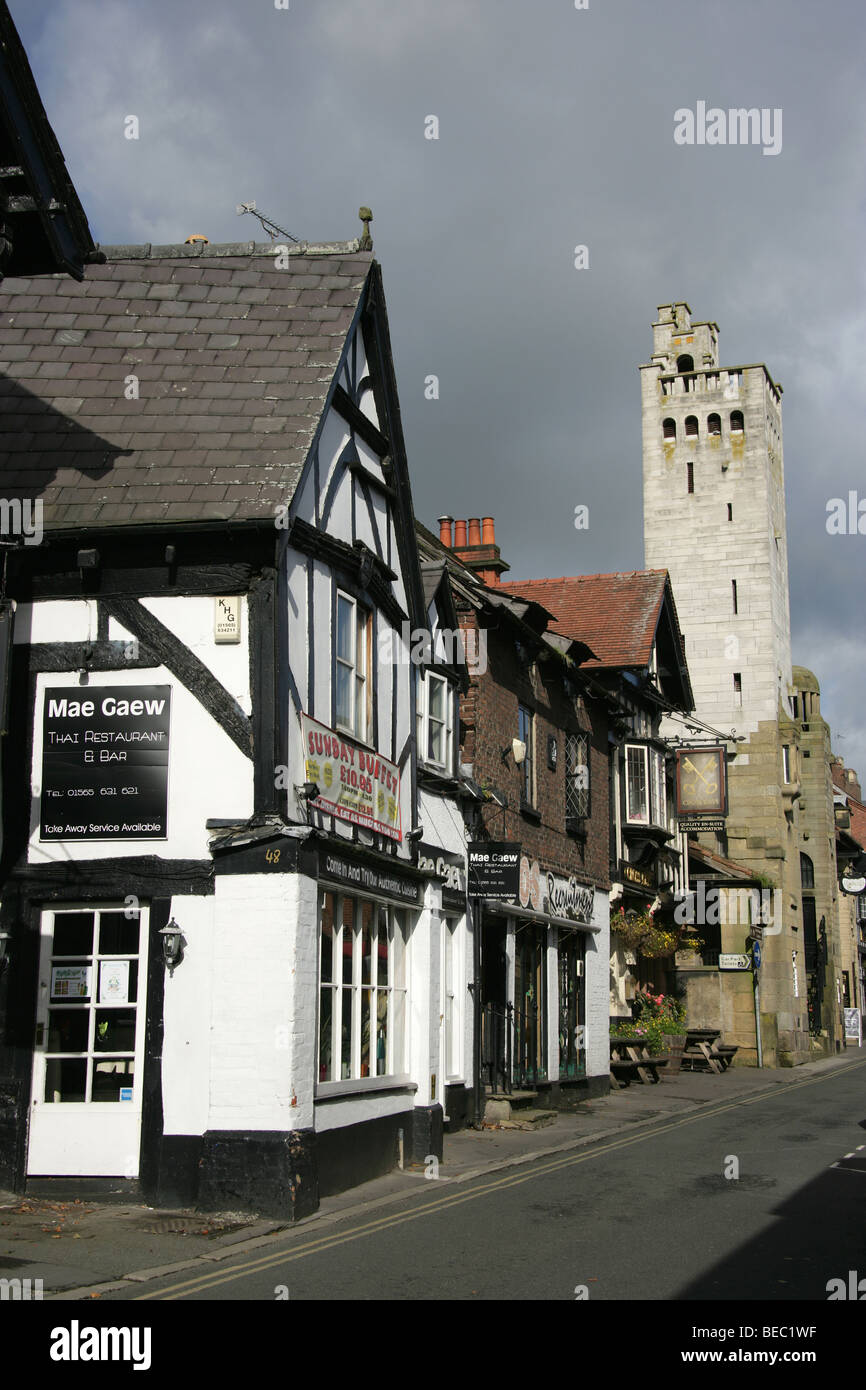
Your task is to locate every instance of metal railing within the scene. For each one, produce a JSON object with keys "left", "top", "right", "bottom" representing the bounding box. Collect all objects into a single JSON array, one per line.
[{"left": 481, "top": 1002, "right": 512, "bottom": 1095}]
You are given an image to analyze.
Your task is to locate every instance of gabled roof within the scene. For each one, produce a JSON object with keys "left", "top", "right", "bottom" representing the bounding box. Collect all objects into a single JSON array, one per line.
[
  {"left": 0, "top": 239, "right": 373, "bottom": 530},
  {"left": 498, "top": 572, "right": 670, "bottom": 670},
  {"left": 0, "top": 1, "right": 99, "bottom": 279}
]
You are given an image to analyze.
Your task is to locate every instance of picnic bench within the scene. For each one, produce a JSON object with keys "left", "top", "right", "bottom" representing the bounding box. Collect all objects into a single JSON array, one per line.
[
  {"left": 681, "top": 1028, "right": 738, "bottom": 1073},
  {"left": 610, "top": 1035, "right": 669, "bottom": 1087}
]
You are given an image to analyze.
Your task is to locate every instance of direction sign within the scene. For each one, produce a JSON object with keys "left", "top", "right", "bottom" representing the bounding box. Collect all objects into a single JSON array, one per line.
[
  {"left": 718, "top": 953, "right": 750, "bottom": 970},
  {"left": 752, "top": 941, "right": 762, "bottom": 970}
]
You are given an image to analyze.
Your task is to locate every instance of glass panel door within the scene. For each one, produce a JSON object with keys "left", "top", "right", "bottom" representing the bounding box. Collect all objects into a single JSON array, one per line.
[{"left": 28, "top": 905, "right": 148, "bottom": 1177}]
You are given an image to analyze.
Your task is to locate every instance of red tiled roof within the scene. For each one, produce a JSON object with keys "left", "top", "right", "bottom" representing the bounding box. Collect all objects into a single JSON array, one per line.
[{"left": 497, "top": 571, "right": 670, "bottom": 670}]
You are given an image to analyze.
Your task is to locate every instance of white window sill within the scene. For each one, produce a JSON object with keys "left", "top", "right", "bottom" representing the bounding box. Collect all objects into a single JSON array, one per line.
[{"left": 315, "top": 1074, "right": 416, "bottom": 1101}]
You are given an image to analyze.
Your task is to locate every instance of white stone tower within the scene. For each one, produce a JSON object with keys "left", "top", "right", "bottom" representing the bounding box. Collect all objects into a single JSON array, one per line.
[
  {"left": 641, "top": 303, "right": 820, "bottom": 1066},
  {"left": 641, "top": 302, "right": 792, "bottom": 734}
]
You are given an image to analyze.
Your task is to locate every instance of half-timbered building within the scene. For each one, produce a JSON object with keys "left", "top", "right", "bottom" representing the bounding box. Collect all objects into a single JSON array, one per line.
[{"left": 0, "top": 230, "right": 465, "bottom": 1215}]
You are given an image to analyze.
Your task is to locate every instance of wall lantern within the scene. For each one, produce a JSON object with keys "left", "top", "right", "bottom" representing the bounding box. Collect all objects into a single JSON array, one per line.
[
  {"left": 159, "top": 919, "right": 185, "bottom": 977},
  {"left": 501, "top": 738, "right": 526, "bottom": 766}
]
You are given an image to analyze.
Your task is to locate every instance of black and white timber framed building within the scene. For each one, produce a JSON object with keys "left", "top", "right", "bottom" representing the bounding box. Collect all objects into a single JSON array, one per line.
[{"left": 0, "top": 232, "right": 468, "bottom": 1216}]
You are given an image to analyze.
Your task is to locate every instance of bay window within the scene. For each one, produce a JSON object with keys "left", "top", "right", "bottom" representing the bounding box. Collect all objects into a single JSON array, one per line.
[
  {"left": 625, "top": 743, "right": 668, "bottom": 828},
  {"left": 416, "top": 669, "right": 453, "bottom": 772}
]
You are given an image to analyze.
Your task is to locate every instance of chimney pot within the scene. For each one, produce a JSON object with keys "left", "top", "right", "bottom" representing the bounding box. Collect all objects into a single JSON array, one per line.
[
  {"left": 437, "top": 515, "right": 453, "bottom": 548},
  {"left": 454, "top": 520, "right": 467, "bottom": 548},
  {"left": 468, "top": 518, "right": 481, "bottom": 546},
  {"left": 482, "top": 516, "right": 495, "bottom": 545}
]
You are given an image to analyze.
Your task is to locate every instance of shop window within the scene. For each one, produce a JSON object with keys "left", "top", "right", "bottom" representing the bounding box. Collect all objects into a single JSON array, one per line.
[
  {"left": 685, "top": 415, "right": 698, "bottom": 438},
  {"left": 662, "top": 417, "right": 676, "bottom": 440},
  {"left": 416, "top": 669, "right": 453, "bottom": 772},
  {"left": 707, "top": 412, "right": 721, "bottom": 436},
  {"left": 518, "top": 704, "right": 535, "bottom": 807},
  {"left": 318, "top": 892, "right": 407, "bottom": 1085},
  {"left": 730, "top": 409, "right": 744, "bottom": 434},
  {"left": 335, "top": 590, "right": 372, "bottom": 742},
  {"left": 566, "top": 731, "right": 590, "bottom": 824}
]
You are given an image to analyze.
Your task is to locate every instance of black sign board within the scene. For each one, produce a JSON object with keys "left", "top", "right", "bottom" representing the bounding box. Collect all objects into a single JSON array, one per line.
[
  {"left": 40, "top": 686, "right": 171, "bottom": 840},
  {"left": 467, "top": 842, "right": 521, "bottom": 899},
  {"left": 318, "top": 849, "right": 423, "bottom": 905}
]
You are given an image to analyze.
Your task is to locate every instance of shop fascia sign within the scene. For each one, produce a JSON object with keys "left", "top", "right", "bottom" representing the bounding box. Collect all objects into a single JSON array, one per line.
[
  {"left": 519, "top": 854, "right": 594, "bottom": 925},
  {"left": 417, "top": 845, "right": 465, "bottom": 895}
]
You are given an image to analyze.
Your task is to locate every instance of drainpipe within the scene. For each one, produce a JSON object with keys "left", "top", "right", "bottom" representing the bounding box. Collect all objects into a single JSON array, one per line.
[{"left": 470, "top": 896, "right": 483, "bottom": 1127}]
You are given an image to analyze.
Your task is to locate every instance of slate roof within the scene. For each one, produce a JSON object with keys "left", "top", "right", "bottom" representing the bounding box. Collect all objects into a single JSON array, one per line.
[
  {"left": 0, "top": 238, "right": 373, "bottom": 530},
  {"left": 497, "top": 572, "right": 672, "bottom": 671}
]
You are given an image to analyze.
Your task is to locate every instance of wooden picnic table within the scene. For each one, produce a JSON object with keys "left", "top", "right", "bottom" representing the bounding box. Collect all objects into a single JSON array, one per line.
[
  {"left": 609, "top": 1035, "right": 669, "bottom": 1086},
  {"left": 682, "top": 1028, "right": 738, "bottom": 1073}
]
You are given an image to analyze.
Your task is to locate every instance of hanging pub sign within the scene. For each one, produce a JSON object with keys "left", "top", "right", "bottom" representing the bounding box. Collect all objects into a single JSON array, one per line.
[
  {"left": 676, "top": 746, "right": 727, "bottom": 825},
  {"left": 301, "top": 712, "right": 402, "bottom": 841},
  {"left": 467, "top": 842, "right": 520, "bottom": 899},
  {"left": 40, "top": 685, "right": 171, "bottom": 841}
]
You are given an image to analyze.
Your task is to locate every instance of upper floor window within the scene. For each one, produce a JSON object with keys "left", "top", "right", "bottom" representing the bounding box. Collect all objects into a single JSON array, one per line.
[
  {"left": 677, "top": 354, "right": 694, "bottom": 373},
  {"left": 686, "top": 461, "right": 694, "bottom": 494},
  {"left": 518, "top": 704, "right": 535, "bottom": 807},
  {"left": 625, "top": 744, "right": 667, "bottom": 827},
  {"left": 708, "top": 412, "right": 721, "bottom": 436},
  {"left": 662, "top": 417, "right": 676, "bottom": 440},
  {"left": 730, "top": 409, "right": 744, "bottom": 433},
  {"left": 335, "top": 590, "right": 372, "bottom": 742},
  {"left": 782, "top": 743, "right": 793, "bottom": 785},
  {"left": 800, "top": 852, "right": 814, "bottom": 891},
  {"left": 416, "top": 669, "right": 453, "bottom": 772},
  {"left": 685, "top": 415, "right": 698, "bottom": 438},
  {"left": 566, "top": 731, "right": 590, "bottom": 822}
]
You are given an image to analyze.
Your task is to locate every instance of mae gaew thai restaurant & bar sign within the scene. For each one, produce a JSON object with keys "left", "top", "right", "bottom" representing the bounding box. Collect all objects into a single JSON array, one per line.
[{"left": 301, "top": 713, "right": 402, "bottom": 841}]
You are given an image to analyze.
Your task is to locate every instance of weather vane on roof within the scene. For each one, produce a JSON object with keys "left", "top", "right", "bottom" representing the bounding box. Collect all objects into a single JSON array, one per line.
[{"left": 235, "top": 201, "right": 299, "bottom": 243}]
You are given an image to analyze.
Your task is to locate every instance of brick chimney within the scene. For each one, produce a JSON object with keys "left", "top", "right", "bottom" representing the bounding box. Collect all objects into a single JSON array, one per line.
[
  {"left": 438, "top": 516, "right": 454, "bottom": 547},
  {"left": 448, "top": 515, "right": 509, "bottom": 586}
]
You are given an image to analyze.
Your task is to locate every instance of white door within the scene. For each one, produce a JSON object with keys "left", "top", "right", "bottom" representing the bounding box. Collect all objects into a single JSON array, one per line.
[{"left": 28, "top": 904, "right": 149, "bottom": 1177}]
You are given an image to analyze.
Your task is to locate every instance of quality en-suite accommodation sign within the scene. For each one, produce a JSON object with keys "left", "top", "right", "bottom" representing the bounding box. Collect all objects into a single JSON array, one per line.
[
  {"left": 301, "top": 713, "right": 402, "bottom": 841},
  {"left": 40, "top": 686, "right": 171, "bottom": 840}
]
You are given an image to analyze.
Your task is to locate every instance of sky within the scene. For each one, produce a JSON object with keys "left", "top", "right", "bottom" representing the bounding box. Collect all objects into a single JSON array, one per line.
[{"left": 11, "top": 0, "right": 866, "bottom": 775}]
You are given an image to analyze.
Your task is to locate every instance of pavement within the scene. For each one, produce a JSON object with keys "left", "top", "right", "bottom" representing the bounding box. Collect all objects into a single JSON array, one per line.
[{"left": 1, "top": 1050, "right": 862, "bottom": 1301}]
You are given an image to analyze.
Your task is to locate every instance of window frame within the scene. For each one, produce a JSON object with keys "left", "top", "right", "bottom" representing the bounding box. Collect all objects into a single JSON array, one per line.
[
  {"left": 518, "top": 704, "right": 536, "bottom": 808},
  {"left": 624, "top": 742, "right": 667, "bottom": 828},
  {"left": 416, "top": 668, "right": 454, "bottom": 773},
  {"left": 565, "top": 730, "right": 591, "bottom": 825},
  {"left": 316, "top": 890, "right": 409, "bottom": 1094},
  {"left": 335, "top": 588, "right": 372, "bottom": 743}
]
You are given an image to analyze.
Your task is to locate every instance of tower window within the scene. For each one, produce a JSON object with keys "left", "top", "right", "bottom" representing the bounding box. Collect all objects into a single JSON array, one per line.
[
  {"left": 727, "top": 503, "right": 733, "bottom": 521},
  {"left": 677, "top": 354, "right": 694, "bottom": 374},
  {"left": 733, "top": 673, "right": 742, "bottom": 706},
  {"left": 662, "top": 417, "right": 676, "bottom": 440},
  {"left": 707, "top": 412, "right": 721, "bottom": 436},
  {"left": 730, "top": 410, "right": 744, "bottom": 433},
  {"left": 685, "top": 415, "right": 698, "bottom": 438},
  {"left": 732, "top": 579, "right": 738, "bottom": 614},
  {"left": 686, "top": 461, "right": 694, "bottom": 494}
]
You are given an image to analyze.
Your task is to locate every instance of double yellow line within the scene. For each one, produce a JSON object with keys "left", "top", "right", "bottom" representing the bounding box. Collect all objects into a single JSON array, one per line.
[{"left": 137, "top": 1060, "right": 865, "bottom": 1299}]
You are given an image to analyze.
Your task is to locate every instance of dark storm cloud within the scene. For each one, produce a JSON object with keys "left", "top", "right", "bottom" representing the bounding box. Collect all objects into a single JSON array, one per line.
[{"left": 12, "top": 0, "right": 866, "bottom": 771}]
